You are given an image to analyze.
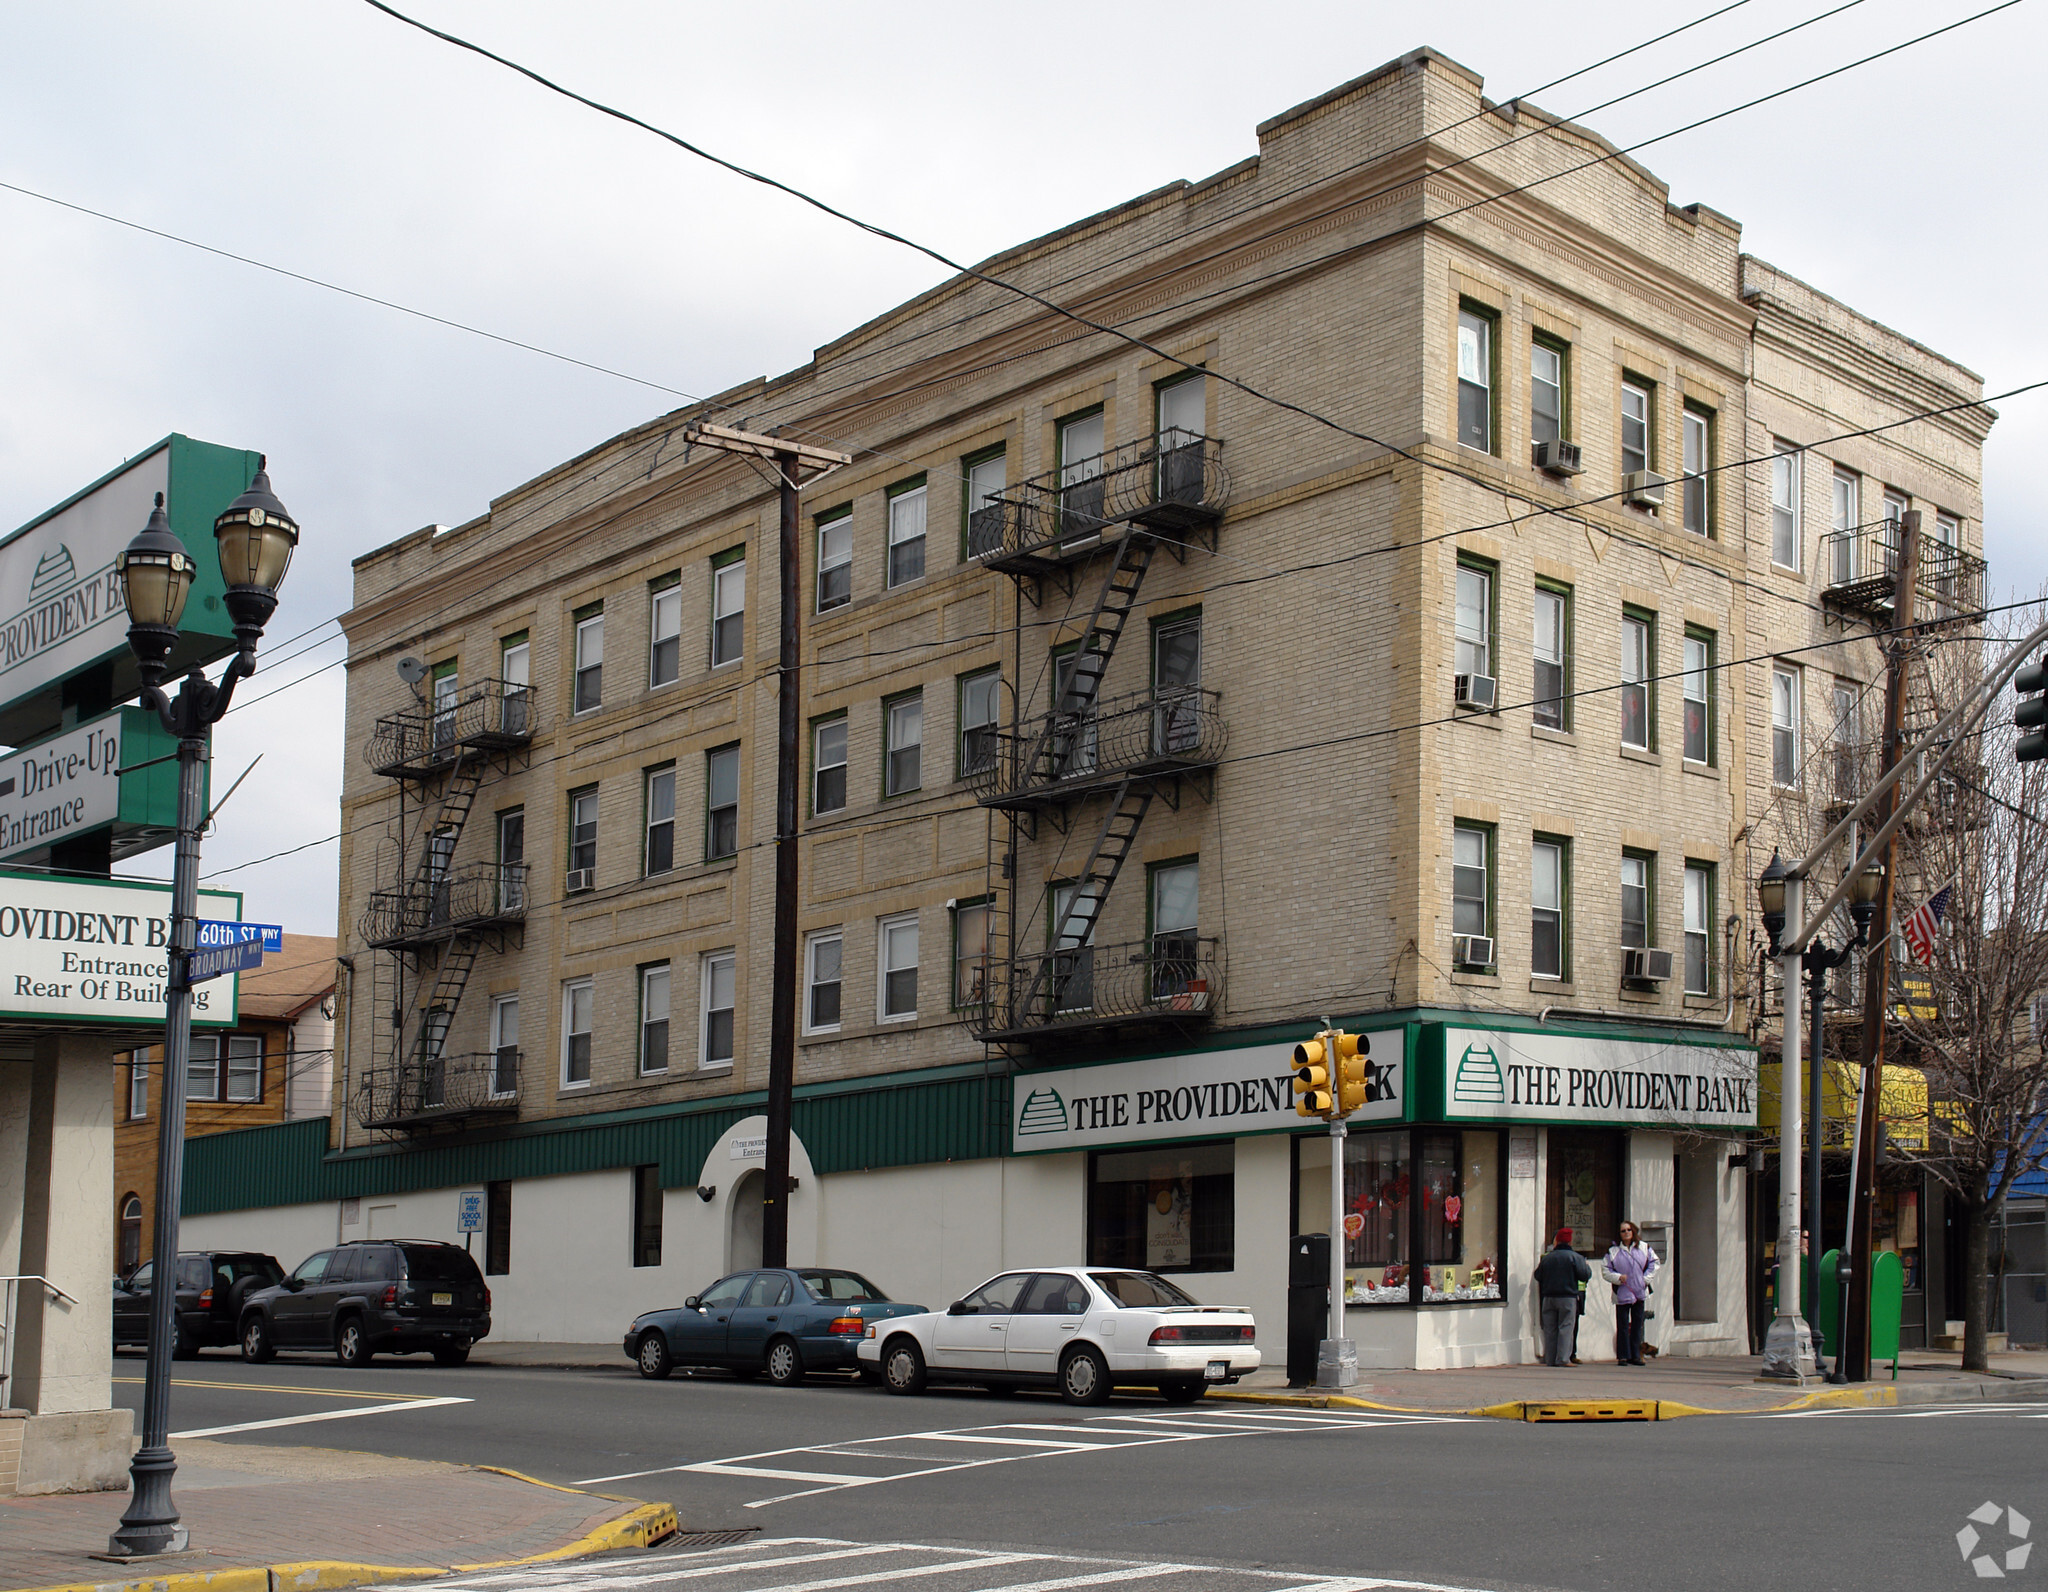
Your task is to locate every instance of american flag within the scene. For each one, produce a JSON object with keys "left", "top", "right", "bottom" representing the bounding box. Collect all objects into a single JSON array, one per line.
[{"left": 1900, "top": 885, "right": 1953, "bottom": 966}]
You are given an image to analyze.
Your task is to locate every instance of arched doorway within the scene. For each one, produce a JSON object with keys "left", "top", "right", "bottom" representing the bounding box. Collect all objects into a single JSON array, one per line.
[
  {"left": 118, "top": 1194, "right": 143, "bottom": 1274},
  {"left": 728, "top": 1169, "right": 764, "bottom": 1272}
]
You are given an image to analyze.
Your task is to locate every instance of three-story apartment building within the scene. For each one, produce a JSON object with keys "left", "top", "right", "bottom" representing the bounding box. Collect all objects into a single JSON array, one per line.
[{"left": 183, "top": 49, "right": 1990, "bottom": 1367}]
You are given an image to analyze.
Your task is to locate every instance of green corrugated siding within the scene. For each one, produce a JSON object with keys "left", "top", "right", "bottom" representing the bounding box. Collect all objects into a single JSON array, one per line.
[{"left": 182, "top": 1067, "right": 1009, "bottom": 1216}]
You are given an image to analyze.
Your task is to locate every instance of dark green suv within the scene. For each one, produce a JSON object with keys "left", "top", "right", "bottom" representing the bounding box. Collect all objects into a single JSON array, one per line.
[{"left": 239, "top": 1239, "right": 492, "bottom": 1366}]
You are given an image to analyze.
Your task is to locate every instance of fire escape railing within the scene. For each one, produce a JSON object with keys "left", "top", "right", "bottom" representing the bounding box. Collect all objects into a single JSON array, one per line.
[
  {"left": 968, "top": 937, "right": 1226, "bottom": 1042},
  {"left": 360, "top": 863, "right": 529, "bottom": 951},
  {"left": 356, "top": 1050, "right": 519, "bottom": 1131},
  {"left": 366, "top": 678, "right": 536, "bottom": 778},
  {"left": 967, "top": 433, "right": 1229, "bottom": 567},
  {"left": 970, "top": 687, "right": 1227, "bottom": 807},
  {"left": 1820, "top": 524, "right": 1986, "bottom": 625}
]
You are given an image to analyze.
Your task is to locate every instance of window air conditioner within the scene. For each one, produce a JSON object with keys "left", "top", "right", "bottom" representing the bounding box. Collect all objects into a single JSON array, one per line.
[
  {"left": 565, "top": 868, "right": 595, "bottom": 895},
  {"left": 1623, "top": 947, "right": 1674, "bottom": 982},
  {"left": 1623, "top": 471, "right": 1667, "bottom": 508},
  {"left": 1454, "top": 673, "right": 1498, "bottom": 710},
  {"left": 1532, "top": 439, "right": 1584, "bottom": 476},
  {"left": 1453, "top": 934, "right": 1495, "bottom": 970}
]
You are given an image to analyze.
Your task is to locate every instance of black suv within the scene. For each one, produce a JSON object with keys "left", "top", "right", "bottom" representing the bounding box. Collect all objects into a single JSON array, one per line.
[
  {"left": 114, "top": 1250, "right": 284, "bottom": 1358},
  {"left": 239, "top": 1239, "right": 492, "bottom": 1366}
]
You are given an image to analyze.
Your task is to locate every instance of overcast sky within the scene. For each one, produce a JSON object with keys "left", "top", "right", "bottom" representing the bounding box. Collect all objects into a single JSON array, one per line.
[{"left": 2, "top": 0, "right": 2042, "bottom": 936}]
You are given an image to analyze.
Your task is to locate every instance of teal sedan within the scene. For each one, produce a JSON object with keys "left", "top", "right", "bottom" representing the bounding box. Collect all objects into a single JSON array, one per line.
[{"left": 624, "top": 1267, "right": 926, "bottom": 1385}]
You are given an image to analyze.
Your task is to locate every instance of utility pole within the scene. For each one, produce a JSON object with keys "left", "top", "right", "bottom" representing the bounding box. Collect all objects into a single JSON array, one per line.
[
  {"left": 681, "top": 423, "right": 848, "bottom": 1267},
  {"left": 1844, "top": 510, "right": 1920, "bottom": 1381}
]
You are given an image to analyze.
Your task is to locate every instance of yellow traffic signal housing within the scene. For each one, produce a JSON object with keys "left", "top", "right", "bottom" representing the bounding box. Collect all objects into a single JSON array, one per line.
[
  {"left": 1291, "top": 1037, "right": 1333, "bottom": 1118},
  {"left": 1335, "top": 1031, "right": 1371, "bottom": 1115}
]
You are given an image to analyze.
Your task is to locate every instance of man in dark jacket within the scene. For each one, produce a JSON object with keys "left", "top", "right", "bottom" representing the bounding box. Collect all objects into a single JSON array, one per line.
[{"left": 1535, "top": 1227, "right": 1593, "bottom": 1366}]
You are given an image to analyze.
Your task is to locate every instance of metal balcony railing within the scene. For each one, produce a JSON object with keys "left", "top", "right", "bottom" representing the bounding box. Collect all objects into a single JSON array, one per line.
[
  {"left": 967, "top": 433, "right": 1229, "bottom": 570},
  {"left": 1820, "top": 525, "right": 1986, "bottom": 625},
  {"left": 356, "top": 1050, "right": 519, "bottom": 1131},
  {"left": 969, "top": 936, "right": 1224, "bottom": 1043},
  {"left": 360, "top": 863, "right": 529, "bottom": 950},
  {"left": 366, "top": 678, "right": 537, "bottom": 778},
  {"left": 972, "top": 687, "right": 1226, "bottom": 808}
]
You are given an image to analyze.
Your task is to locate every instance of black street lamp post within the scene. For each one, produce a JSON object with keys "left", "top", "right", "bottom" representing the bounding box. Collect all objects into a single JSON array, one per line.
[{"left": 108, "top": 464, "right": 298, "bottom": 1557}]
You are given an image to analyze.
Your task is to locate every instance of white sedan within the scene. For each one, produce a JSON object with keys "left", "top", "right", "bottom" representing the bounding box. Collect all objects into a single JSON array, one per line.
[{"left": 856, "top": 1266, "right": 1260, "bottom": 1405}]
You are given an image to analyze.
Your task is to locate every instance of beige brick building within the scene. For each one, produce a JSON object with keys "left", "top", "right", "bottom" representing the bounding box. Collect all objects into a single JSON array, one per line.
[{"left": 183, "top": 49, "right": 1990, "bottom": 1369}]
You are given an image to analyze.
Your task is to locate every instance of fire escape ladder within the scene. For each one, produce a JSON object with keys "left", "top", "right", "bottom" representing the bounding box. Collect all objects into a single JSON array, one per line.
[
  {"left": 1009, "top": 776, "right": 1155, "bottom": 1023},
  {"left": 410, "top": 749, "right": 485, "bottom": 888},
  {"left": 1017, "top": 531, "right": 1158, "bottom": 789}
]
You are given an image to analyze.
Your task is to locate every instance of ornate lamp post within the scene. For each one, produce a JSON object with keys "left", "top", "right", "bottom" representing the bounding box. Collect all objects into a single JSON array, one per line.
[
  {"left": 1755, "top": 849, "right": 1816, "bottom": 1380},
  {"left": 108, "top": 464, "right": 298, "bottom": 1557}
]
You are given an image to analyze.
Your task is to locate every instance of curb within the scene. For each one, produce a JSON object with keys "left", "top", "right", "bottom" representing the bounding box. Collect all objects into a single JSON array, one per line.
[
  {"left": 1210, "top": 1374, "right": 2048, "bottom": 1422},
  {"left": 5, "top": 1486, "right": 680, "bottom": 1592}
]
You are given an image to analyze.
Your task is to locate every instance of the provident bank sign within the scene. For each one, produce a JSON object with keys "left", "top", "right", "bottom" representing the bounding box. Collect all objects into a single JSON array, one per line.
[{"left": 0, "top": 869, "right": 240, "bottom": 1026}]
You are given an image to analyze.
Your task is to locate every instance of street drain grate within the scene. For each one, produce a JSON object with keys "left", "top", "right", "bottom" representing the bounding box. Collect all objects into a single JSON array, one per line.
[{"left": 669, "top": 1529, "right": 763, "bottom": 1550}]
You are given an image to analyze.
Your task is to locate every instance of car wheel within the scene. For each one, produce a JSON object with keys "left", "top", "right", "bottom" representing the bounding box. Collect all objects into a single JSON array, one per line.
[
  {"left": 1160, "top": 1379, "right": 1206, "bottom": 1404},
  {"left": 881, "top": 1337, "right": 927, "bottom": 1395},
  {"left": 433, "top": 1341, "right": 472, "bottom": 1367},
  {"left": 764, "top": 1337, "right": 804, "bottom": 1387},
  {"left": 241, "top": 1314, "right": 275, "bottom": 1364},
  {"left": 1059, "top": 1345, "right": 1112, "bottom": 1406},
  {"left": 335, "top": 1315, "right": 373, "bottom": 1368},
  {"left": 636, "top": 1331, "right": 673, "bottom": 1380}
]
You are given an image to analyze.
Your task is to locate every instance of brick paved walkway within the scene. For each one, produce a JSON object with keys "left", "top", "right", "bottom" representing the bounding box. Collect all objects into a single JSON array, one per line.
[{"left": 0, "top": 1440, "right": 654, "bottom": 1591}]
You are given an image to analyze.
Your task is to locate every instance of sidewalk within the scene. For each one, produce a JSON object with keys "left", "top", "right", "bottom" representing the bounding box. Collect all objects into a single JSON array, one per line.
[
  {"left": 468, "top": 1339, "right": 2048, "bottom": 1417},
  {"left": 0, "top": 1439, "right": 677, "bottom": 1592}
]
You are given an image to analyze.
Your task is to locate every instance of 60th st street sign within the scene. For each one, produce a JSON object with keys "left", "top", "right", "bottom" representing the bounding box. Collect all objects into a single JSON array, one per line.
[{"left": 0, "top": 868, "right": 240, "bottom": 1026}]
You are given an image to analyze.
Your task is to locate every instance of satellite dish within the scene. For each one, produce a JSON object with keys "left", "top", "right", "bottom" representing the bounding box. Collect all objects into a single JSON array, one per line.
[{"left": 395, "top": 656, "right": 427, "bottom": 685}]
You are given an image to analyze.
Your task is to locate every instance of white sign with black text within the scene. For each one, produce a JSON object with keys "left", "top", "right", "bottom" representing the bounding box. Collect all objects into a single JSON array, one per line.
[
  {"left": 1441, "top": 1026, "right": 1757, "bottom": 1128},
  {"left": 0, "top": 712, "right": 122, "bottom": 861},
  {"left": 1011, "top": 1031, "right": 1405, "bottom": 1154},
  {"left": 0, "top": 869, "right": 240, "bottom": 1025}
]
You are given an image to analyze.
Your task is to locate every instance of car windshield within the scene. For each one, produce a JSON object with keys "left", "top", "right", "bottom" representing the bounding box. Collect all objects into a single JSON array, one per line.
[
  {"left": 799, "top": 1270, "right": 887, "bottom": 1303},
  {"left": 1088, "top": 1271, "right": 1200, "bottom": 1308},
  {"left": 398, "top": 1245, "right": 480, "bottom": 1283}
]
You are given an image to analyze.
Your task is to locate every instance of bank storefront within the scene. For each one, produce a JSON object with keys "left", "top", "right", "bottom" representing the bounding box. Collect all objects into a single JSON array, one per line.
[{"left": 1011, "top": 1015, "right": 1758, "bottom": 1370}]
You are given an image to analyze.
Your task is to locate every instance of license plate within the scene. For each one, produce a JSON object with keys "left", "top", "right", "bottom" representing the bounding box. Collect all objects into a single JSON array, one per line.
[
  {"left": 1204, "top": 1359, "right": 1229, "bottom": 1382},
  {"left": 433, "top": 1292, "right": 452, "bottom": 1307}
]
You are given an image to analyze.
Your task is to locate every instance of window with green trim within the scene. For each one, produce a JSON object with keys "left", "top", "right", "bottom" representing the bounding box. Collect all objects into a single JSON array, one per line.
[
  {"left": 1621, "top": 849, "right": 1656, "bottom": 951},
  {"left": 573, "top": 602, "right": 604, "bottom": 713},
  {"left": 962, "top": 447, "right": 1005, "bottom": 561},
  {"left": 811, "top": 712, "right": 847, "bottom": 815},
  {"left": 887, "top": 476, "right": 927, "bottom": 588},
  {"left": 884, "top": 690, "right": 922, "bottom": 797},
  {"left": 1621, "top": 375, "right": 1655, "bottom": 478},
  {"left": 1452, "top": 822, "right": 1494, "bottom": 966},
  {"left": 1531, "top": 334, "right": 1568, "bottom": 447},
  {"left": 1683, "top": 861, "right": 1714, "bottom": 996},
  {"left": 952, "top": 896, "right": 991, "bottom": 1010},
  {"left": 1533, "top": 582, "right": 1570, "bottom": 731},
  {"left": 816, "top": 507, "right": 852, "bottom": 613},
  {"left": 1682, "top": 626, "right": 1715, "bottom": 766},
  {"left": 1531, "top": 834, "right": 1569, "bottom": 981},
  {"left": 710, "top": 546, "right": 745, "bottom": 668},
  {"left": 957, "top": 668, "right": 1000, "bottom": 779},
  {"left": 705, "top": 743, "right": 740, "bottom": 860},
  {"left": 1621, "top": 607, "right": 1655, "bottom": 751},
  {"left": 1454, "top": 556, "right": 1496, "bottom": 699},
  {"left": 1148, "top": 857, "right": 1199, "bottom": 1001},
  {"left": 649, "top": 572, "right": 681, "bottom": 686},
  {"left": 644, "top": 763, "right": 676, "bottom": 876},
  {"left": 1457, "top": 303, "right": 1497, "bottom": 453}
]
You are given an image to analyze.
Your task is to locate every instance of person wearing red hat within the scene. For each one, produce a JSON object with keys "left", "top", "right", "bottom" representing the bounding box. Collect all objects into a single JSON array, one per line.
[{"left": 1533, "top": 1227, "right": 1592, "bottom": 1366}]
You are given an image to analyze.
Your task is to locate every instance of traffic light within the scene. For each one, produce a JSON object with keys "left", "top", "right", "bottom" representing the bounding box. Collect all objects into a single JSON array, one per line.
[
  {"left": 1291, "top": 1036, "right": 1333, "bottom": 1118},
  {"left": 1334, "top": 1032, "right": 1371, "bottom": 1115},
  {"left": 2017, "top": 655, "right": 2048, "bottom": 763}
]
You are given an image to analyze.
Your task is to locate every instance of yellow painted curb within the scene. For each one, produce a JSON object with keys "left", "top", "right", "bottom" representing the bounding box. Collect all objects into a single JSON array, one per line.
[
  {"left": 267, "top": 1564, "right": 444, "bottom": 1591},
  {"left": 451, "top": 1501, "right": 679, "bottom": 1570}
]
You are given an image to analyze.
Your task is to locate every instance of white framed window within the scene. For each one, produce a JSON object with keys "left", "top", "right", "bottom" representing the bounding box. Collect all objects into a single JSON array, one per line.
[
  {"left": 574, "top": 610, "right": 604, "bottom": 713},
  {"left": 430, "top": 661, "right": 458, "bottom": 750},
  {"left": 965, "top": 450, "right": 1007, "bottom": 548},
  {"left": 887, "top": 482, "right": 927, "bottom": 588},
  {"left": 958, "top": 669, "right": 1000, "bottom": 778},
  {"left": 649, "top": 578, "right": 681, "bottom": 686},
  {"left": 816, "top": 511, "right": 852, "bottom": 613},
  {"left": 1682, "top": 633, "right": 1710, "bottom": 765},
  {"left": 812, "top": 718, "right": 847, "bottom": 815},
  {"left": 1771, "top": 441, "right": 1801, "bottom": 570},
  {"left": 879, "top": 913, "right": 919, "bottom": 1021},
  {"left": 1831, "top": 468, "right": 1860, "bottom": 584},
  {"left": 805, "top": 932, "right": 843, "bottom": 1033},
  {"left": 1681, "top": 406, "right": 1710, "bottom": 535},
  {"left": 1620, "top": 381, "right": 1651, "bottom": 478},
  {"left": 700, "top": 951, "right": 736, "bottom": 1069},
  {"left": 1833, "top": 680, "right": 1861, "bottom": 802},
  {"left": 1621, "top": 854, "right": 1652, "bottom": 951},
  {"left": 568, "top": 787, "right": 598, "bottom": 877},
  {"left": 1454, "top": 563, "right": 1492, "bottom": 683},
  {"left": 885, "top": 692, "right": 922, "bottom": 796},
  {"left": 1148, "top": 863, "right": 1199, "bottom": 1002},
  {"left": 639, "top": 964, "right": 670, "bottom": 1075},
  {"left": 223, "top": 1034, "right": 261, "bottom": 1103},
  {"left": 1531, "top": 838, "right": 1565, "bottom": 980},
  {"left": 1772, "top": 665, "right": 1801, "bottom": 788},
  {"left": 489, "top": 994, "right": 518, "bottom": 1097},
  {"left": 1533, "top": 586, "right": 1567, "bottom": 730},
  {"left": 187, "top": 1035, "right": 220, "bottom": 1102},
  {"left": 128, "top": 1052, "right": 149, "bottom": 1119},
  {"left": 644, "top": 765, "right": 675, "bottom": 876},
  {"left": 561, "top": 978, "right": 594, "bottom": 1088},
  {"left": 1457, "top": 308, "right": 1492, "bottom": 452},
  {"left": 1058, "top": 411, "right": 1106, "bottom": 540},
  {"left": 1452, "top": 824, "right": 1490, "bottom": 942},
  {"left": 705, "top": 744, "right": 740, "bottom": 860},
  {"left": 1684, "top": 863, "right": 1712, "bottom": 996},
  {"left": 711, "top": 555, "right": 745, "bottom": 668},
  {"left": 1620, "top": 614, "right": 1651, "bottom": 751},
  {"left": 500, "top": 635, "right": 531, "bottom": 735},
  {"left": 1530, "top": 339, "right": 1562, "bottom": 446}
]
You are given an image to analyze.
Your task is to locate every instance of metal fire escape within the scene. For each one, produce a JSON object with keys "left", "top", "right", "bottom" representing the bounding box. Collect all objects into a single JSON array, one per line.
[
  {"left": 356, "top": 678, "right": 534, "bottom": 1133},
  {"left": 966, "top": 429, "right": 1231, "bottom": 1048}
]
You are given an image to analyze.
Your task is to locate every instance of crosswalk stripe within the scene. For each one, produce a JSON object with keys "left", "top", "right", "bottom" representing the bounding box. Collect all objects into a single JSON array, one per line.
[{"left": 728, "top": 1553, "right": 1037, "bottom": 1592}]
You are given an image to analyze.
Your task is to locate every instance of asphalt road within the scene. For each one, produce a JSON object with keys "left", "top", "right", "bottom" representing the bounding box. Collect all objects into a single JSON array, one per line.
[{"left": 114, "top": 1346, "right": 2048, "bottom": 1592}]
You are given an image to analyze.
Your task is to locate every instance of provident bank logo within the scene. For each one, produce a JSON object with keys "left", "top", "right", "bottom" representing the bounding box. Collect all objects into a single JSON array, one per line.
[
  {"left": 1452, "top": 1042, "right": 1505, "bottom": 1106},
  {"left": 1017, "top": 1088, "right": 1069, "bottom": 1136},
  {"left": 1, "top": 541, "right": 126, "bottom": 681}
]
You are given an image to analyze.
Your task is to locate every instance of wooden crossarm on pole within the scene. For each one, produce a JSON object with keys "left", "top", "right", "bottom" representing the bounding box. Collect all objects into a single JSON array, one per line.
[{"left": 683, "top": 421, "right": 851, "bottom": 478}]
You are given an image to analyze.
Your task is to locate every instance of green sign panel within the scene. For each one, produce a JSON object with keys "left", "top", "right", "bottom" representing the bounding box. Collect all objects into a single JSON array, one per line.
[{"left": 0, "top": 705, "right": 208, "bottom": 866}]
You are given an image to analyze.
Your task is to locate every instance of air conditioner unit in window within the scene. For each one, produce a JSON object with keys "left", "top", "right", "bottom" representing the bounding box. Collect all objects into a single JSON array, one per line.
[
  {"left": 565, "top": 868, "right": 595, "bottom": 895},
  {"left": 1623, "top": 947, "right": 1674, "bottom": 982},
  {"left": 1454, "top": 673, "right": 1497, "bottom": 710},
  {"left": 1453, "top": 934, "right": 1495, "bottom": 970},
  {"left": 1532, "top": 439, "right": 1585, "bottom": 476},
  {"left": 1623, "top": 471, "right": 1667, "bottom": 508}
]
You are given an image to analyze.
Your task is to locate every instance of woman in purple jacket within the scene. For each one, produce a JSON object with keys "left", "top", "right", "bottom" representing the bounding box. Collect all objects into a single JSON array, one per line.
[{"left": 1603, "top": 1221, "right": 1660, "bottom": 1366}]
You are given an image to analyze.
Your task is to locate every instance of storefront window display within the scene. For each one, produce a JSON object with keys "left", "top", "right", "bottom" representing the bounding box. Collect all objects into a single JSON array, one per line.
[
  {"left": 1545, "top": 1128, "right": 1624, "bottom": 1257},
  {"left": 1088, "top": 1139, "right": 1234, "bottom": 1272},
  {"left": 1295, "top": 1128, "right": 1505, "bottom": 1305}
]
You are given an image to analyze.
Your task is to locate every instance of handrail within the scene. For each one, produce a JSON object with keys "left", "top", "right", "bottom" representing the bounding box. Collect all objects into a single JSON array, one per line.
[{"left": 0, "top": 1275, "right": 76, "bottom": 1306}]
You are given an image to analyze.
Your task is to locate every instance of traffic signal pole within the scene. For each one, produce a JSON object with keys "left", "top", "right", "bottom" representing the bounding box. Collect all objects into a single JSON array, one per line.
[
  {"left": 1329, "top": 1109, "right": 1348, "bottom": 1370},
  {"left": 1294, "top": 1020, "right": 1360, "bottom": 1389}
]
